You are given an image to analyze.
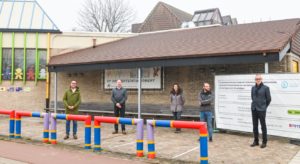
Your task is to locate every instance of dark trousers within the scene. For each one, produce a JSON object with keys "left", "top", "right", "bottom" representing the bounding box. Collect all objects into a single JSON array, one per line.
[
  {"left": 114, "top": 105, "right": 125, "bottom": 132},
  {"left": 172, "top": 111, "right": 182, "bottom": 131},
  {"left": 66, "top": 120, "right": 77, "bottom": 135},
  {"left": 252, "top": 110, "right": 267, "bottom": 144}
]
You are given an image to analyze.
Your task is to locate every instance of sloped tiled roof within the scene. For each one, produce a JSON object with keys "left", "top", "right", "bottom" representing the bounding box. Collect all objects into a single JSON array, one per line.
[
  {"left": 0, "top": 0, "right": 60, "bottom": 32},
  {"left": 50, "top": 19, "right": 300, "bottom": 66},
  {"left": 134, "top": 2, "right": 192, "bottom": 33}
]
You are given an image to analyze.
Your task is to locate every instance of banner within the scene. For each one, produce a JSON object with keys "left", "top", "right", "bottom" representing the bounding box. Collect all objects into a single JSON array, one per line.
[
  {"left": 215, "top": 74, "right": 300, "bottom": 139},
  {"left": 104, "top": 67, "right": 161, "bottom": 89}
]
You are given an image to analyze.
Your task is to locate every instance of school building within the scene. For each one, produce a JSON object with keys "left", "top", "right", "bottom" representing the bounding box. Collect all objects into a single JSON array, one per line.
[{"left": 1, "top": 1, "right": 300, "bottom": 117}]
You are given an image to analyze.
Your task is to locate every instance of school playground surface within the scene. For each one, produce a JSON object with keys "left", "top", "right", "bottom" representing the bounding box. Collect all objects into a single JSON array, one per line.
[{"left": 0, "top": 116, "right": 300, "bottom": 164}]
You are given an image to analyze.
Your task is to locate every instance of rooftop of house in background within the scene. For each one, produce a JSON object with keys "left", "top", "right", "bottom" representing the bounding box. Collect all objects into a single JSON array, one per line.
[
  {"left": 0, "top": 0, "right": 60, "bottom": 33},
  {"left": 132, "top": 2, "right": 238, "bottom": 33},
  {"left": 131, "top": 1, "right": 192, "bottom": 33}
]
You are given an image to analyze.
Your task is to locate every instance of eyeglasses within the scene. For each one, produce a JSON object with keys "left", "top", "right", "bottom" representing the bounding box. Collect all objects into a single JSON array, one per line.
[{"left": 255, "top": 78, "right": 262, "bottom": 80}]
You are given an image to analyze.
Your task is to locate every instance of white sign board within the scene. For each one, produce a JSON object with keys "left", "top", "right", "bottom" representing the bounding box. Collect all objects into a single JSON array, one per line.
[
  {"left": 105, "top": 67, "right": 161, "bottom": 89},
  {"left": 215, "top": 74, "right": 300, "bottom": 139}
]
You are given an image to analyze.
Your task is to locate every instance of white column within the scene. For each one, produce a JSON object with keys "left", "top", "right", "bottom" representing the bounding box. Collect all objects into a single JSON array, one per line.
[
  {"left": 138, "top": 68, "right": 141, "bottom": 119},
  {"left": 264, "top": 62, "right": 269, "bottom": 74},
  {"left": 54, "top": 72, "right": 57, "bottom": 113}
]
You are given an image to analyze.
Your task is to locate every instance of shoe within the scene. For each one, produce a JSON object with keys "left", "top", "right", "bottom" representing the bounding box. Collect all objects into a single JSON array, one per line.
[
  {"left": 112, "top": 131, "right": 118, "bottom": 134},
  {"left": 64, "top": 135, "right": 69, "bottom": 140},
  {"left": 250, "top": 142, "right": 259, "bottom": 147},
  {"left": 260, "top": 143, "right": 267, "bottom": 148},
  {"left": 209, "top": 137, "right": 213, "bottom": 142},
  {"left": 73, "top": 134, "right": 78, "bottom": 140},
  {"left": 122, "top": 131, "right": 127, "bottom": 135}
]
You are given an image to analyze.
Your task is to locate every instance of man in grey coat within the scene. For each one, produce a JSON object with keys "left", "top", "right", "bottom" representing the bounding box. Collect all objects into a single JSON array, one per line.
[
  {"left": 250, "top": 74, "right": 271, "bottom": 148},
  {"left": 199, "top": 82, "right": 214, "bottom": 142}
]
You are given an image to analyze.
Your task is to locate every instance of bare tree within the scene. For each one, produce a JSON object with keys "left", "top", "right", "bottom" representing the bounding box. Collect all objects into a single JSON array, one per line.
[{"left": 77, "top": 0, "right": 135, "bottom": 32}]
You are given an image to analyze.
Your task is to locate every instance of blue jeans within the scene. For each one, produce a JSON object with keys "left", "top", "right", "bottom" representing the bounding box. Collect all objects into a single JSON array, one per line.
[
  {"left": 66, "top": 120, "right": 77, "bottom": 135},
  {"left": 200, "top": 111, "right": 213, "bottom": 139},
  {"left": 173, "top": 111, "right": 182, "bottom": 131}
]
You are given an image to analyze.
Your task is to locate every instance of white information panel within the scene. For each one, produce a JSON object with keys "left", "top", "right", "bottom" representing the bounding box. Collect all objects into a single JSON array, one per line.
[
  {"left": 215, "top": 74, "right": 300, "bottom": 139},
  {"left": 105, "top": 67, "right": 161, "bottom": 89}
]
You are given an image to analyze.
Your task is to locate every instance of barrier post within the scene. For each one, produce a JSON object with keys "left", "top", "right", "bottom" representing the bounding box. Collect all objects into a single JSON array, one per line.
[
  {"left": 84, "top": 115, "right": 92, "bottom": 149},
  {"left": 43, "top": 113, "right": 50, "bottom": 143},
  {"left": 94, "top": 118, "right": 101, "bottom": 151},
  {"left": 147, "top": 120, "right": 155, "bottom": 159},
  {"left": 136, "top": 119, "right": 144, "bottom": 157},
  {"left": 199, "top": 126, "right": 208, "bottom": 164},
  {"left": 50, "top": 113, "right": 57, "bottom": 144},
  {"left": 9, "top": 110, "right": 15, "bottom": 138}
]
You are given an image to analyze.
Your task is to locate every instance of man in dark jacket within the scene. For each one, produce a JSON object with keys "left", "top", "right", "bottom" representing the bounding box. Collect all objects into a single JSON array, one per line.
[
  {"left": 250, "top": 74, "right": 271, "bottom": 148},
  {"left": 63, "top": 80, "right": 81, "bottom": 140},
  {"left": 111, "top": 79, "right": 128, "bottom": 134},
  {"left": 199, "top": 82, "right": 214, "bottom": 142}
]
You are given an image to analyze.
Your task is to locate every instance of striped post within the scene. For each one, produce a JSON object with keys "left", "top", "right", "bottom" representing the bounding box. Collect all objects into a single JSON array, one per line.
[
  {"left": 43, "top": 113, "right": 50, "bottom": 143},
  {"left": 50, "top": 114, "right": 57, "bottom": 144},
  {"left": 94, "top": 119, "right": 101, "bottom": 151},
  {"left": 136, "top": 119, "right": 144, "bottom": 157},
  {"left": 199, "top": 125, "right": 208, "bottom": 164},
  {"left": 84, "top": 115, "right": 92, "bottom": 149},
  {"left": 9, "top": 110, "right": 15, "bottom": 138},
  {"left": 147, "top": 120, "right": 156, "bottom": 159}
]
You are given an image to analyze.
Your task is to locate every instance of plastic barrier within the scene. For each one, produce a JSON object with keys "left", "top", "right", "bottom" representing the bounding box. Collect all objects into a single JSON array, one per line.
[
  {"left": 50, "top": 113, "right": 92, "bottom": 149},
  {"left": 0, "top": 109, "right": 15, "bottom": 138},
  {"left": 147, "top": 120, "right": 208, "bottom": 164},
  {"left": 15, "top": 111, "right": 49, "bottom": 143},
  {"left": 94, "top": 116, "right": 144, "bottom": 157}
]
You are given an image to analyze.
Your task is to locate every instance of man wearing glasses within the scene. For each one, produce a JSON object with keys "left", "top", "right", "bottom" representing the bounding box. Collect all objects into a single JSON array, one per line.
[
  {"left": 250, "top": 74, "right": 271, "bottom": 148},
  {"left": 63, "top": 81, "right": 81, "bottom": 140}
]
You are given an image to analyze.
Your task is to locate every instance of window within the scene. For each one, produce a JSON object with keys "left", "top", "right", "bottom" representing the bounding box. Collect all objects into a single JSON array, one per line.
[
  {"left": 292, "top": 60, "right": 299, "bottom": 73},
  {"left": 205, "top": 12, "right": 214, "bottom": 20},
  {"left": 38, "top": 50, "right": 47, "bottom": 79},
  {"left": 192, "top": 14, "right": 201, "bottom": 22},
  {"left": 14, "top": 49, "right": 24, "bottom": 80},
  {"left": 2, "top": 49, "right": 12, "bottom": 80},
  {"left": 26, "top": 49, "right": 35, "bottom": 81},
  {"left": 198, "top": 13, "right": 207, "bottom": 21}
]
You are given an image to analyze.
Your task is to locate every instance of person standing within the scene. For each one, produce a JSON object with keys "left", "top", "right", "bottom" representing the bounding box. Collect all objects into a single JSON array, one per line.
[
  {"left": 199, "top": 82, "right": 214, "bottom": 142},
  {"left": 250, "top": 74, "right": 271, "bottom": 148},
  {"left": 170, "top": 83, "right": 185, "bottom": 133},
  {"left": 63, "top": 80, "right": 81, "bottom": 140},
  {"left": 111, "top": 79, "right": 128, "bottom": 134}
]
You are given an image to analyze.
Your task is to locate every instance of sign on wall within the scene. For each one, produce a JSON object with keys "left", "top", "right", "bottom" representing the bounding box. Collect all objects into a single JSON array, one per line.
[
  {"left": 104, "top": 67, "right": 161, "bottom": 89},
  {"left": 215, "top": 74, "right": 300, "bottom": 139}
]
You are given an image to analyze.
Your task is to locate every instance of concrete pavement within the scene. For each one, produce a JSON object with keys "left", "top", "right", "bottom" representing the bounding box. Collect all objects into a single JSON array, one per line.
[{"left": 0, "top": 116, "right": 299, "bottom": 163}]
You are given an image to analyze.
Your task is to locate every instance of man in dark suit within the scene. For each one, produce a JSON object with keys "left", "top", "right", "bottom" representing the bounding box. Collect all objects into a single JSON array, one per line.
[{"left": 250, "top": 74, "right": 271, "bottom": 148}]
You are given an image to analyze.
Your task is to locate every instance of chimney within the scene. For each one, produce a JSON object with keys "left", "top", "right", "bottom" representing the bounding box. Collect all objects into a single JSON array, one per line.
[{"left": 92, "top": 39, "right": 96, "bottom": 48}]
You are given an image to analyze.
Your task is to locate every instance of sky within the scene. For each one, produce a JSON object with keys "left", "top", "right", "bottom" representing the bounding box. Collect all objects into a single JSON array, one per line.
[{"left": 37, "top": 0, "right": 300, "bottom": 31}]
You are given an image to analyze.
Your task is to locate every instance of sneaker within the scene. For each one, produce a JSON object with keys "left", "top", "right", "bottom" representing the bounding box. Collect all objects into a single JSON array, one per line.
[
  {"left": 122, "top": 131, "right": 127, "bottom": 135},
  {"left": 209, "top": 137, "right": 213, "bottom": 142},
  {"left": 112, "top": 131, "right": 118, "bottom": 134},
  {"left": 73, "top": 134, "right": 78, "bottom": 140},
  {"left": 64, "top": 135, "right": 69, "bottom": 140}
]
